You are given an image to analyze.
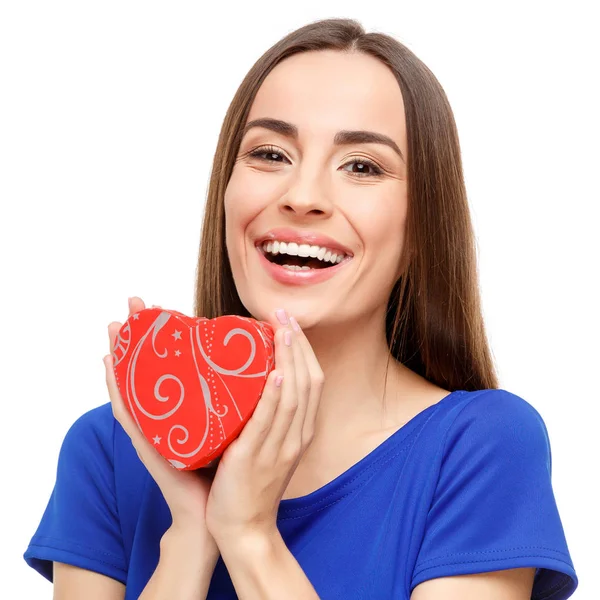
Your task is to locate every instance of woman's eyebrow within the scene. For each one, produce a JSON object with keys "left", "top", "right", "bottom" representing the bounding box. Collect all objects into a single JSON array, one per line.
[{"left": 242, "top": 117, "right": 405, "bottom": 163}]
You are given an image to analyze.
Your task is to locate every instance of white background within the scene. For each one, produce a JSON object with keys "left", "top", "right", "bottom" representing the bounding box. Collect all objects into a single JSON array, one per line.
[{"left": 1, "top": 1, "right": 598, "bottom": 598}]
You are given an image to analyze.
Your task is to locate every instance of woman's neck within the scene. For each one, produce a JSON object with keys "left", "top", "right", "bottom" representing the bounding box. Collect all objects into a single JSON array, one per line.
[{"left": 303, "top": 312, "right": 424, "bottom": 437}]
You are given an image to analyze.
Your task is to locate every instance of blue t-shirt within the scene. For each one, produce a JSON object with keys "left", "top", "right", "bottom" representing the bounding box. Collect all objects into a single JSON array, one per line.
[{"left": 23, "top": 388, "right": 578, "bottom": 599}]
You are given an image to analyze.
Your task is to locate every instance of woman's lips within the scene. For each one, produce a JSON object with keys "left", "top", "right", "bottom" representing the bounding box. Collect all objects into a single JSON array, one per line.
[{"left": 255, "top": 246, "right": 352, "bottom": 286}]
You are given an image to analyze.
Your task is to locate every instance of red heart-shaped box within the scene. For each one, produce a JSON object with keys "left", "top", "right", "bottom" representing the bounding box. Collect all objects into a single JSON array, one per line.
[{"left": 111, "top": 308, "right": 275, "bottom": 470}]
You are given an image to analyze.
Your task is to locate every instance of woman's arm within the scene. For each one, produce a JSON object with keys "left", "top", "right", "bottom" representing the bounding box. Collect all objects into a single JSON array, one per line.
[
  {"left": 217, "top": 529, "right": 320, "bottom": 600},
  {"left": 53, "top": 563, "right": 126, "bottom": 600},
  {"left": 138, "top": 526, "right": 220, "bottom": 600},
  {"left": 53, "top": 527, "right": 219, "bottom": 600},
  {"left": 410, "top": 568, "right": 536, "bottom": 599}
]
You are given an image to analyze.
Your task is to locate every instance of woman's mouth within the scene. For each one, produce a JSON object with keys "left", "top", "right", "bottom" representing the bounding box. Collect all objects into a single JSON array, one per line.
[{"left": 255, "top": 244, "right": 353, "bottom": 285}]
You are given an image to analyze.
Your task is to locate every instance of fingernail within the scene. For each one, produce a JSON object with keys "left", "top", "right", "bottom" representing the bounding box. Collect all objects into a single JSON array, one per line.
[
  {"left": 284, "top": 330, "right": 292, "bottom": 346},
  {"left": 289, "top": 316, "right": 300, "bottom": 333},
  {"left": 127, "top": 297, "right": 132, "bottom": 311},
  {"left": 275, "top": 308, "right": 288, "bottom": 325},
  {"left": 275, "top": 374, "right": 284, "bottom": 388}
]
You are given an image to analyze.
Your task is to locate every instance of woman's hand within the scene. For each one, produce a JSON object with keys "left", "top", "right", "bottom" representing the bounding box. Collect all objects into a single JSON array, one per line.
[
  {"left": 204, "top": 308, "right": 325, "bottom": 546},
  {"left": 104, "top": 296, "right": 220, "bottom": 561}
]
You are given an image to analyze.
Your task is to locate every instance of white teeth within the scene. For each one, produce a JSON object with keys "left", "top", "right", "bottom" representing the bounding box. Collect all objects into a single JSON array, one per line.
[
  {"left": 261, "top": 241, "right": 348, "bottom": 265},
  {"left": 297, "top": 244, "right": 311, "bottom": 257}
]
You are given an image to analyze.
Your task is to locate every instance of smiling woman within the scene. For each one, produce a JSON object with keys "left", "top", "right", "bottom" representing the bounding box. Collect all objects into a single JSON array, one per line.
[{"left": 23, "top": 16, "right": 578, "bottom": 600}]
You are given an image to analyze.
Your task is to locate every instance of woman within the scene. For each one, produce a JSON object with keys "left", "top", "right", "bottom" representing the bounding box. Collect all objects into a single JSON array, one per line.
[{"left": 23, "top": 18, "right": 578, "bottom": 599}]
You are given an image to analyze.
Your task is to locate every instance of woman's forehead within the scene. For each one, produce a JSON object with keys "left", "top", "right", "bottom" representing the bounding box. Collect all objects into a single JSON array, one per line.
[{"left": 247, "top": 51, "right": 406, "bottom": 153}]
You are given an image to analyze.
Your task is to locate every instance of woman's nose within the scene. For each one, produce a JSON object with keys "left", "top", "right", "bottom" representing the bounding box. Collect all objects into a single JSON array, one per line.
[{"left": 277, "top": 174, "right": 334, "bottom": 217}]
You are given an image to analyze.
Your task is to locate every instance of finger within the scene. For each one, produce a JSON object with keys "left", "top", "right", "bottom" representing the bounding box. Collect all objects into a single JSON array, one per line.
[
  {"left": 110, "top": 297, "right": 150, "bottom": 357},
  {"left": 235, "top": 368, "right": 283, "bottom": 455},
  {"left": 262, "top": 324, "right": 298, "bottom": 455},
  {"left": 108, "top": 299, "right": 143, "bottom": 364},
  {"left": 126, "top": 296, "right": 162, "bottom": 322},
  {"left": 128, "top": 296, "right": 146, "bottom": 317},
  {"left": 288, "top": 317, "right": 324, "bottom": 443},
  {"left": 284, "top": 317, "right": 311, "bottom": 446},
  {"left": 108, "top": 321, "right": 123, "bottom": 356}
]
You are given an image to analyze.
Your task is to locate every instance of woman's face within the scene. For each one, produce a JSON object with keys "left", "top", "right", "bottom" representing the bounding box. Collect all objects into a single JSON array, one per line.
[{"left": 224, "top": 49, "right": 408, "bottom": 329}]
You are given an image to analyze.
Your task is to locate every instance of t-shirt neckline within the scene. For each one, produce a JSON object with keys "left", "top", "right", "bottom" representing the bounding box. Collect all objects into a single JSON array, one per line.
[{"left": 277, "top": 389, "right": 467, "bottom": 518}]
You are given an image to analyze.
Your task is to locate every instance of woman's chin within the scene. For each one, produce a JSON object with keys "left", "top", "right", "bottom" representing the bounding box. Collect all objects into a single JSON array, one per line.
[{"left": 247, "top": 302, "right": 313, "bottom": 328}]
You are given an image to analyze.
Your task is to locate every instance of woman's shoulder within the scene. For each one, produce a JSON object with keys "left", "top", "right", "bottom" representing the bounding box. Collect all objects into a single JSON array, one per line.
[
  {"left": 69, "top": 401, "right": 115, "bottom": 429},
  {"left": 429, "top": 388, "right": 552, "bottom": 467},
  {"left": 411, "top": 387, "right": 577, "bottom": 598},
  {"left": 60, "top": 402, "right": 142, "bottom": 474},
  {"left": 397, "top": 366, "right": 545, "bottom": 438},
  {"left": 60, "top": 402, "right": 117, "bottom": 454},
  {"left": 439, "top": 387, "right": 547, "bottom": 431}
]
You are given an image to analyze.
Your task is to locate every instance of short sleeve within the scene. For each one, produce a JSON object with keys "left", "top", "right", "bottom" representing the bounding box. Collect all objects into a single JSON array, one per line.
[
  {"left": 23, "top": 404, "right": 128, "bottom": 584},
  {"left": 411, "top": 390, "right": 578, "bottom": 599}
]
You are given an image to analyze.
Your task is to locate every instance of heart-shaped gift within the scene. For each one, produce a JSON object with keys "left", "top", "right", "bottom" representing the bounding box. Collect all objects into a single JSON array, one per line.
[{"left": 112, "top": 308, "right": 275, "bottom": 470}]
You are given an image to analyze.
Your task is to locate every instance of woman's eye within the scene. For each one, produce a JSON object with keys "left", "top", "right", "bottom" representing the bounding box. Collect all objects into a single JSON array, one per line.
[
  {"left": 340, "top": 158, "right": 384, "bottom": 178},
  {"left": 248, "top": 146, "right": 287, "bottom": 163},
  {"left": 248, "top": 146, "right": 384, "bottom": 178}
]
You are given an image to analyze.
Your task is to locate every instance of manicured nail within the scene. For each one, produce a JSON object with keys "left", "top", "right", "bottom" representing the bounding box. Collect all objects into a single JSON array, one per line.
[
  {"left": 275, "top": 374, "right": 284, "bottom": 388},
  {"left": 289, "top": 316, "right": 300, "bottom": 333},
  {"left": 284, "top": 330, "right": 292, "bottom": 346},
  {"left": 276, "top": 309, "right": 288, "bottom": 325}
]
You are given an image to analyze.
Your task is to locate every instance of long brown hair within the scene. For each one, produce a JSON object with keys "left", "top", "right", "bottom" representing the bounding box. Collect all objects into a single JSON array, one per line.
[{"left": 193, "top": 17, "right": 499, "bottom": 393}]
